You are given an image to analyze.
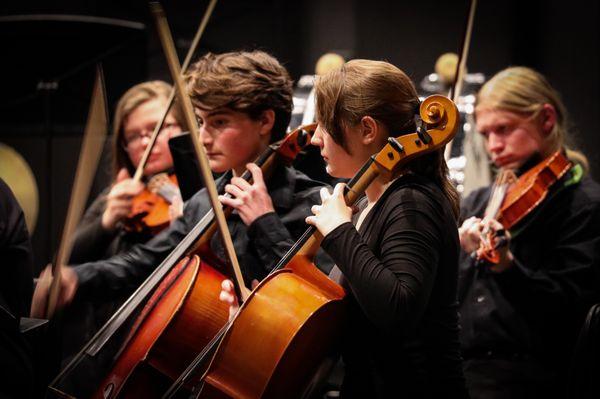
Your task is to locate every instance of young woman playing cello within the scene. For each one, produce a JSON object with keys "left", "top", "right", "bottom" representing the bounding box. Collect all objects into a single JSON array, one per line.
[{"left": 222, "top": 59, "right": 468, "bottom": 398}]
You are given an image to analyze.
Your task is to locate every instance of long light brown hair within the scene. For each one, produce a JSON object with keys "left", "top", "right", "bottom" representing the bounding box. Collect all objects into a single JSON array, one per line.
[
  {"left": 476, "top": 66, "right": 588, "bottom": 171},
  {"left": 111, "top": 80, "right": 184, "bottom": 178},
  {"left": 315, "top": 59, "right": 460, "bottom": 219}
]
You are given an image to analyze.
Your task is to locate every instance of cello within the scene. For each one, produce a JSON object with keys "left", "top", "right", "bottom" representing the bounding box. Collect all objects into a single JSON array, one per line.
[
  {"left": 85, "top": 119, "right": 318, "bottom": 398},
  {"left": 163, "top": 94, "right": 460, "bottom": 398},
  {"left": 47, "top": 122, "right": 317, "bottom": 398}
]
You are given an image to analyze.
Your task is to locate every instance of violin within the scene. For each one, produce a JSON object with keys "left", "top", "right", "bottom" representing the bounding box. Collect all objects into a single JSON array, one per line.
[
  {"left": 475, "top": 151, "right": 572, "bottom": 264},
  {"left": 125, "top": 173, "right": 181, "bottom": 235},
  {"left": 475, "top": 169, "right": 516, "bottom": 264}
]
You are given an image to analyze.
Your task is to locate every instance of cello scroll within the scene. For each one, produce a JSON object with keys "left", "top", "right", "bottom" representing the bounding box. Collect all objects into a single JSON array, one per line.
[{"left": 371, "top": 94, "right": 459, "bottom": 181}]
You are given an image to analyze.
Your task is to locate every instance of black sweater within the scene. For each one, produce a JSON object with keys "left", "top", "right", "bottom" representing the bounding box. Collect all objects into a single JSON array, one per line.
[
  {"left": 73, "top": 166, "right": 326, "bottom": 302},
  {"left": 458, "top": 165, "right": 600, "bottom": 374},
  {"left": 322, "top": 174, "right": 468, "bottom": 398}
]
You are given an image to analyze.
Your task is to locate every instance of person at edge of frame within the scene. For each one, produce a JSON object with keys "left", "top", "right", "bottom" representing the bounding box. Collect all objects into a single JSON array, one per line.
[{"left": 457, "top": 66, "right": 600, "bottom": 399}]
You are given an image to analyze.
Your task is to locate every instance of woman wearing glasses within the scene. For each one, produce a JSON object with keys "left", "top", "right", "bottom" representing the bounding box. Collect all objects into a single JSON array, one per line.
[
  {"left": 70, "top": 80, "right": 184, "bottom": 264},
  {"left": 62, "top": 81, "right": 184, "bottom": 363}
]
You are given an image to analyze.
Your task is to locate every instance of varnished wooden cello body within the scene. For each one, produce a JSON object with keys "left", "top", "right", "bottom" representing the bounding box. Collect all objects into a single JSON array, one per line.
[
  {"left": 92, "top": 124, "right": 318, "bottom": 399},
  {"left": 188, "top": 95, "right": 460, "bottom": 398}
]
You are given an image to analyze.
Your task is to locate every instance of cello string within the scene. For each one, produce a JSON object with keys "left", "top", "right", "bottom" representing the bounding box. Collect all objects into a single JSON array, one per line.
[{"left": 162, "top": 314, "right": 235, "bottom": 398}]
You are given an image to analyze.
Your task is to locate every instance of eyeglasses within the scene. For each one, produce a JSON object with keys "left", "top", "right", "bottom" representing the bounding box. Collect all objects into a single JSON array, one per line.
[{"left": 123, "top": 122, "right": 180, "bottom": 148}]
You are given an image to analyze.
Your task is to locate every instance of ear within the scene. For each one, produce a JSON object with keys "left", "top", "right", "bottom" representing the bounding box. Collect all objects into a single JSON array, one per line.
[
  {"left": 258, "top": 109, "right": 276, "bottom": 137},
  {"left": 359, "top": 116, "right": 379, "bottom": 145},
  {"left": 539, "top": 104, "right": 557, "bottom": 136}
]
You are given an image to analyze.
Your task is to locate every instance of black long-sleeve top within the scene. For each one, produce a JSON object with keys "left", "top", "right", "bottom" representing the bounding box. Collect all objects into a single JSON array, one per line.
[
  {"left": 458, "top": 163, "right": 600, "bottom": 374},
  {"left": 321, "top": 174, "right": 468, "bottom": 398},
  {"left": 65, "top": 187, "right": 156, "bottom": 363},
  {"left": 73, "top": 166, "right": 326, "bottom": 303},
  {"left": 69, "top": 189, "right": 153, "bottom": 264}
]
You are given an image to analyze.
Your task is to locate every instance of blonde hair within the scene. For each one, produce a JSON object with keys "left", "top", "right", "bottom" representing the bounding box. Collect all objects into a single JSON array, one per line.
[
  {"left": 476, "top": 66, "right": 588, "bottom": 171},
  {"left": 315, "top": 59, "right": 460, "bottom": 218},
  {"left": 111, "top": 80, "right": 184, "bottom": 177}
]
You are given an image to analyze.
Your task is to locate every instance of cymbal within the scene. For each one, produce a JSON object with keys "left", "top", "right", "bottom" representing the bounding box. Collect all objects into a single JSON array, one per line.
[{"left": 0, "top": 143, "right": 39, "bottom": 234}]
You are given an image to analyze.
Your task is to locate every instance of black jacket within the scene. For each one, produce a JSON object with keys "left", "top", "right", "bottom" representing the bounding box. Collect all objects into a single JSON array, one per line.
[
  {"left": 69, "top": 188, "right": 154, "bottom": 264},
  {"left": 73, "top": 166, "right": 327, "bottom": 303},
  {"left": 322, "top": 174, "right": 468, "bottom": 398},
  {"left": 0, "top": 178, "right": 35, "bottom": 398},
  {"left": 458, "top": 165, "right": 600, "bottom": 374}
]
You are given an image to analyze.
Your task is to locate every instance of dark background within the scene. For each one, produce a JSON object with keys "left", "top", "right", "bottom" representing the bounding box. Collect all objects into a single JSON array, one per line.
[{"left": 1, "top": 0, "right": 598, "bottom": 272}]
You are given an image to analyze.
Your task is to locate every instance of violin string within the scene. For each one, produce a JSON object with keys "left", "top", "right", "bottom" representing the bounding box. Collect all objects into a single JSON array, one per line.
[{"left": 479, "top": 169, "right": 513, "bottom": 256}]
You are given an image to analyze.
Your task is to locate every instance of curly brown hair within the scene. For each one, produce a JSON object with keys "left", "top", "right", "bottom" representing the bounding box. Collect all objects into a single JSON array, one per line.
[{"left": 185, "top": 50, "right": 293, "bottom": 142}]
